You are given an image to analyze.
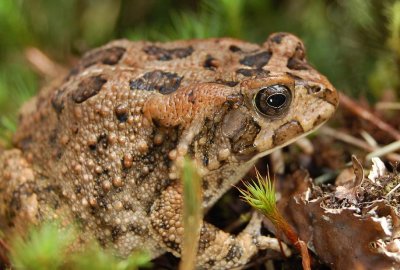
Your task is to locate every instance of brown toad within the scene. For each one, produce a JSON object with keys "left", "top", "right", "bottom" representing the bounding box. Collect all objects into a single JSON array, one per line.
[{"left": 0, "top": 33, "right": 338, "bottom": 269}]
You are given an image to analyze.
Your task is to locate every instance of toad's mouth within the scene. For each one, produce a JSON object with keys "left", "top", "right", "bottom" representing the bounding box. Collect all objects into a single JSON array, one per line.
[{"left": 236, "top": 120, "right": 328, "bottom": 164}]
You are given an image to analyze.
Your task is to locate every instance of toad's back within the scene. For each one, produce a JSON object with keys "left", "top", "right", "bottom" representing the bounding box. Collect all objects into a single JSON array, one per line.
[{"left": 11, "top": 39, "right": 265, "bottom": 247}]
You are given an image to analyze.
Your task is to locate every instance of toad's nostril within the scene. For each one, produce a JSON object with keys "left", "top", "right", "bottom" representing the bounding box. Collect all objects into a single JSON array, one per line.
[{"left": 308, "top": 85, "right": 322, "bottom": 94}]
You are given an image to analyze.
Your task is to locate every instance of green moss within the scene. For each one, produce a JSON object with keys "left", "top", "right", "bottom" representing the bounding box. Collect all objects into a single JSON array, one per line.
[
  {"left": 10, "top": 222, "right": 76, "bottom": 270},
  {"left": 7, "top": 221, "right": 150, "bottom": 270}
]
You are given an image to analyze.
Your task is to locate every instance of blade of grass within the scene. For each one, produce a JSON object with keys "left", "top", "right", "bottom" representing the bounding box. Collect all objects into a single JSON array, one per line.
[{"left": 179, "top": 157, "right": 202, "bottom": 270}]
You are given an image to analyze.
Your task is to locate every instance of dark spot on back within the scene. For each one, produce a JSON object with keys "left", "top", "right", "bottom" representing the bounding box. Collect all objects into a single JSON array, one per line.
[
  {"left": 198, "top": 224, "right": 217, "bottom": 252},
  {"left": 216, "top": 177, "right": 223, "bottom": 189},
  {"left": 187, "top": 90, "right": 196, "bottom": 104},
  {"left": 202, "top": 154, "right": 209, "bottom": 166},
  {"left": 214, "top": 79, "right": 238, "bottom": 87},
  {"left": 48, "top": 128, "right": 58, "bottom": 145},
  {"left": 206, "top": 260, "right": 216, "bottom": 267},
  {"left": 203, "top": 55, "right": 218, "bottom": 70},
  {"left": 128, "top": 223, "right": 148, "bottom": 235},
  {"left": 72, "top": 75, "right": 107, "bottom": 103},
  {"left": 236, "top": 68, "right": 269, "bottom": 77},
  {"left": 293, "top": 43, "right": 306, "bottom": 60},
  {"left": 143, "top": 45, "right": 193, "bottom": 61},
  {"left": 270, "top": 33, "right": 287, "bottom": 44},
  {"left": 55, "top": 149, "right": 63, "bottom": 160},
  {"left": 287, "top": 57, "right": 309, "bottom": 70},
  {"left": 129, "top": 70, "right": 183, "bottom": 95},
  {"left": 111, "top": 226, "right": 121, "bottom": 242},
  {"left": 229, "top": 45, "right": 242, "bottom": 52},
  {"left": 239, "top": 51, "right": 271, "bottom": 69},
  {"left": 51, "top": 88, "right": 66, "bottom": 114},
  {"left": 18, "top": 136, "right": 32, "bottom": 152},
  {"left": 114, "top": 104, "right": 128, "bottom": 122},
  {"left": 81, "top": 47, "right": 126, "bottom": 67},
  {"left": 203, "top": 195, "right": 212, "bottom": 203},
  {"left": 97, "top": 133, "right": 108, "bottom": 150},
  {"left": 202, "top": 179, "right": 209, "bottom": 190}
]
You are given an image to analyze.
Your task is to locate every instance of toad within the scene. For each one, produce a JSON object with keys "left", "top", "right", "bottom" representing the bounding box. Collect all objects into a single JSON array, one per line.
[{"left": 0, "top": 32, "right": 338, "bottom": 269}]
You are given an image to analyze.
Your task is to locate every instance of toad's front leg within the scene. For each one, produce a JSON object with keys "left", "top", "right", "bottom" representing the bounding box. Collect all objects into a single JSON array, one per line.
[{"left": 150, "top": 183, "right": 289, "bottom": 269}]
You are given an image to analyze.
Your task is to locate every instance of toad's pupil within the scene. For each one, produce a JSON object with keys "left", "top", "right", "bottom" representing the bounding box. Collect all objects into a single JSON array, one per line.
[{"left": 267, "top": 93, "right": 286, "bottom": 108}]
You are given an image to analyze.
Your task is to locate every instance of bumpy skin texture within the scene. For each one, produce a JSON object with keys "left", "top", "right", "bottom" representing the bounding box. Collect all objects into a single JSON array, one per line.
[{"left": 0, "top": 33, "right": 338, "bottom": 269}]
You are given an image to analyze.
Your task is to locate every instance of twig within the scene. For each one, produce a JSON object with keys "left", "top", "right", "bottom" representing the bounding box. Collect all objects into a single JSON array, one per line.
[
  {"left": 366, "top": 140, "right": 400, "bottom": 160},
  {"left": 386, "top": 182, "right": 400, "bottom": 197},
  {"left": 339, "top": 93, "right": 400, "bottom": 141},
  {"left": 24, "top": 47, "right": 67, "bottom": 78},
  {"left": 375, "top": 102, "right": 400, "bottom": 111},
  {"left": 320, "top": 126, "right": 400, "bottom": 162}
]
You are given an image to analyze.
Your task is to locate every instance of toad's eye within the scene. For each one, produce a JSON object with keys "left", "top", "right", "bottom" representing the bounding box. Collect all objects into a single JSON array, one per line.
[{"left": 253, "top": 84, "right": 292, "bottom": 117}]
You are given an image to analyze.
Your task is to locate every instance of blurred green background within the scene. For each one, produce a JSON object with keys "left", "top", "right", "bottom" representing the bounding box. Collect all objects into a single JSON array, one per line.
[{"left": 1, "top": 0, "right": 399, "bottom": 145}]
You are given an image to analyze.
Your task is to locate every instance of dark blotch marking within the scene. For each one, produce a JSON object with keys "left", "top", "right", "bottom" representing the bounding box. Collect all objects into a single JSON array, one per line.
[
  {"left": 206, "top": 260, "right": 216, "bottom": 267},
  {"left": 165, "top": 240, "right": 180, "bottom": 253},
  {"left": 97, "top": 133, "right": 108, "bottom": 149},
  {"left": 72, "top": 75, "right": 107, "bottom": 103},
  {"left": 18, "top": 136, "right": 32, "bottom": 152},
  {"left": 270, "top": 33, "right": 287, "bottom": 44},
  {"left": 55, "top": 149, "right": 63, "bottom": 160},
  {"left": 229, "top": 45, "right": 242, "bottom": 52},
  {"left": 224, "top": 244, "right": 243, "bottom": 261},
  {"left": 273, "top": 120, "right": 304, "bottom": 146},
  {"left": 187, "top": 90, "right": 196, "bottom": 104},
  {"left": 203, "top": 54, "right": 218, "bottom": 70},
  {"left": 81, "top": 47, "right": 126, "bottom": 67},
  {"left": 203, "top": 194, "right": 212, "bottom": 204},
  {"left": 97, "top": 195, "right": 108, "bottom": 209},
  {"left": 216, "top": 177, "right": 223, "bottom": 189},
  {"left": 202, "top": 154, "right": 209, "bottom": 166},
  {"left": 48, "top": 128, "right": 58, "bottom": 145},
  {"left": 129, "top": 70, "right": 183, "bottom": 95},
  {"left": 74, "top": 185, "right": 82, "bottom": 194},
  {"left": 51, "top": 88, "right": 66, "bottom": 114},
  {"left": 240, "top": 51, "right": 271, "bottom": 69},
  {"left": 202, "top": 179, "right": 209, "bottom": 190},
  {"left": 312, "top": 115, "right": 325, "bottom": 128},
  {"left": 236, "top": 68, "right": 269, "bottom": 77},
  {"left": 143, "top": 45, "right": 193, "bottom": 61},
  {"left": 198, "top": 224, "right": 217, "bottom": 252},
  {"left": 88, "top": 143, "right": 96, "bottom": 151},
  {"left": 114, "top": 104, "right": 128, "bottom": 122},
  {"left": 287, "top": 57, "right": 309, "bottom": 70},
  {"left": 214, "top": 79, "right": 238, "bottom": 87},
  {"left": 111, "top": 226, "right": 121, "bottom": 242},
  {"left": 128, "top": 224, "right": 148, "bottom": 236}
]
